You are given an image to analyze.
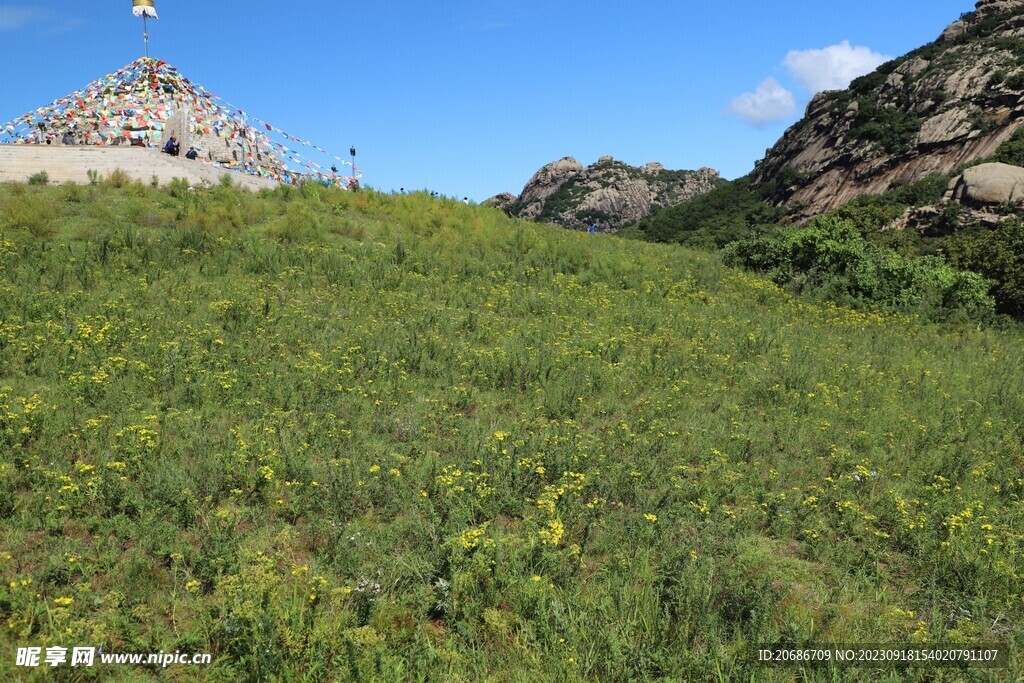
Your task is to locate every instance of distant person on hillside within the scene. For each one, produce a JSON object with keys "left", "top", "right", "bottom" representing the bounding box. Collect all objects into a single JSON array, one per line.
[
  {"left": 463, "top": 197, "right": 469, "bottom": 205},
  {"left": 185, "top": 147, "right": 198, "bottom": 160},
  {"left": 162, "top": 136, "right": 179, "bottom": 156},
  {"left": 588, "top": 224, "right": 596, "bottom": 235},
  {"left": 62, "top": 131, "right": 76, "bottom": 145}
]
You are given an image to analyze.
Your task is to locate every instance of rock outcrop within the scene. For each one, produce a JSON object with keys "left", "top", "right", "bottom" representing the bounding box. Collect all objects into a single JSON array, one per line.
[
  {"left": 517, "top": 157, "right": 586, "bottom": 222},
  {"left": 949, "top": 162, "right": 1024, "bottom": 206},
  {"left": 483, "top": 192, "right": 517, "bottom": 213},
  {"left": 496, "top": 156, "right": 722, "bottom": 231},
  {"left": 883, "top": 162, "right": 1024, "bottom": 234},
  {"left": 754, "top": 0, "right": 1024, "bottom": 217}
]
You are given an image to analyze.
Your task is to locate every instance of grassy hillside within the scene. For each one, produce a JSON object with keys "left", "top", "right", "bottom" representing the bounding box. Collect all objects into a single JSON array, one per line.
[{"left": 1, "top": 178, "right": 1022, "bottom": 681}]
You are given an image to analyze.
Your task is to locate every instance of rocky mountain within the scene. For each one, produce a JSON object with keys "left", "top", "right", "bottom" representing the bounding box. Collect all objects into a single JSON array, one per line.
[
  {"left": 754, "top": 0, "right": 1024, "bottom": 217},
  {"left": 488, "top": 156, "right": 722, "bottom": 231}
]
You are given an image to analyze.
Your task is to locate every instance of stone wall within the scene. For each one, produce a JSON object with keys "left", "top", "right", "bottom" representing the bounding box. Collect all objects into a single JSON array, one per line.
[{"left": 0, "top": 144, "right": 280, "bottom": 192}]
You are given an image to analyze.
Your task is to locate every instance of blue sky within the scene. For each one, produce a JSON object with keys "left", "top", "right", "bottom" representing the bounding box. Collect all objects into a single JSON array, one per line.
[{"left": 1, "top": 0, "right": 970, "bottom": 199}]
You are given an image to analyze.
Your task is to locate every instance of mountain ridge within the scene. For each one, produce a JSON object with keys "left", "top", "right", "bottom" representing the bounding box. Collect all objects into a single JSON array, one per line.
[
  {"left": 487, "top": 156, "right": 722, "bottom": 231},
  {"left": 754, "top": 0, "right": 1024, "bottom": 216}
]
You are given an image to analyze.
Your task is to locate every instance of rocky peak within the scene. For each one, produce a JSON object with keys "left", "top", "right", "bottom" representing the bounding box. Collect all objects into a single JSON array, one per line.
[
  {"left": 941, "top": 0, "right": 1024, "bottom": 40},
  {"left": 974, "top": 0, "right": 1024, "bottom": 18},
  {"left": 501, "top": 156, "right": 722, "bottom": 231},
  {"left": 516, "top": 157, "right": 585, "bottom": 221},
  {"left": 482, "top": 192, "right": 517, "bottom": 213},
  {"left": 938, "top": 19, "right": 969, "bottom": 42},
  {"left": 754, "top": 0, "right": 1024, "bottom": 218}
]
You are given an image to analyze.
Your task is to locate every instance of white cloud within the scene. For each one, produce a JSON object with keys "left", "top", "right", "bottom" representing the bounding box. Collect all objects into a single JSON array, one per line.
[
  {"left": 783, "top": 40, "right": 892, "bottom": 93},
  {"left": 40, "top": 16, "right": 84, "bottom": 36},
  {"left": 0, "top": 5, "right": 80, "bottom": 34},
  {"left": 725, "top": 77, "right": 797, "bottom": 127},
  {"left": 0, "top": 6, "right": 43, "bottom": 30}
]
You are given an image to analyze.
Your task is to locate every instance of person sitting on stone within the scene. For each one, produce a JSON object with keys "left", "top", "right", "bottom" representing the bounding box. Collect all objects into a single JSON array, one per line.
[
  {"left": 162, "top": 136, "right": 180, "bottom": 156},
  {"left": 62, "top": 131, "right": 76, "bottom": 145},
  {"left": 185, "top": 146, "right": 198, "bottom": 160}
]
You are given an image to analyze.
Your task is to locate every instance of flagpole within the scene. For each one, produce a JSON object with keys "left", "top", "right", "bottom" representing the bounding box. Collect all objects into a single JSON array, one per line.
[{"left": 133, "top": 0, "right": 157, "bottom": 58}]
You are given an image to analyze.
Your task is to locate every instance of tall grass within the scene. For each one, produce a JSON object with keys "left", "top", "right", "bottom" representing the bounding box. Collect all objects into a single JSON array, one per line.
[{"left": 0, "top": 182, "right": 1020, "bottom": 681}]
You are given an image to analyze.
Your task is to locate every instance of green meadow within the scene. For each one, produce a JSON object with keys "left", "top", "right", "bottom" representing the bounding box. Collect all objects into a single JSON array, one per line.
[{"left": 0, "top": 178, "right": 1022, "bottom": 681}]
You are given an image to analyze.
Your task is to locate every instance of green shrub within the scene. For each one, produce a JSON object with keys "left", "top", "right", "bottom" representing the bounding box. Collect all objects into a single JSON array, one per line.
[
  {"left": 1, "top": 193, "right": 61, "bottom": 237},
  {"left": 990, "top": 36, "right": 1024, "bottom": 61},
  {"left": 823, "top": 174, "right": 952, "bottom": 239},
  {"left": 168, "top": 177, "right": 191, "bottom": 199},
  {"left": 635, "top": 175, "right": 781, "bottom": 247},
  {"left": 946, "top": 217, "right": 1024, "bottom": 317},
  {"left": 327, "top": 219, "right": 366, "bottom": 240},
  {"left": 123, "top": 180, "right": 149, "bottom": 198},
  {"left": 724, "top": 216, "right": 994, "bottom": 320},
  {"left": 184, "top": 194, "right": 246, "bottom": 236},
  {"left": 1003, "top": 71, "right": 1024, "bottom": 90},
  {"left": 536, "top": 177, "right": 586, "bottom": 224},
  {"left": 27, "top": 171, "right": 49, "bottom": 186},
  {"left": 994, "top": 127, "right": 1024, "bottom": 166},
  {"left": 105, "top": 169, "right": 132, "bottom": 188},
  {"left": 848, "top": 70, "right": 887, "bottom": 95},
  {"left": 267, "top": 202, "right": 322, "bottom": 242},
  {"left": 829, "top": 202, "right": 905, "bottom": 234},
  {"left": 885, "top": 174, "right": 950, "bottom": 206},
  {"left": 61, "top": 183, "right": 83, "bottom": 204},
  {"left": 760, "top": 165, "right": 810, "bottom": 204},
  {"left": 850, "top": 102, "right": 922, "bottom": 154}
]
